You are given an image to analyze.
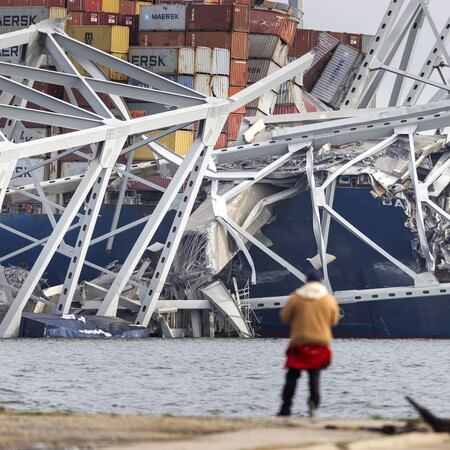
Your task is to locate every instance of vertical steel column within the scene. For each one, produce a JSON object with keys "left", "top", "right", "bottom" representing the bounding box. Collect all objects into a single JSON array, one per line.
[
  {"left": 406, "top": 130, "right": 435, "bottom": 271},
  {"left": 134, "top": 116, "right": 227, "bottom": 327},
  {"left": 306, "top": 147, "right": 330, "bottom": 287}
]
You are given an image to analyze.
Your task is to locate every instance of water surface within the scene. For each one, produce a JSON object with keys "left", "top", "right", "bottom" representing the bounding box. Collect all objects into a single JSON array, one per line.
[{"left": 0, "top": 338, "right": 447, "bottom": 419}]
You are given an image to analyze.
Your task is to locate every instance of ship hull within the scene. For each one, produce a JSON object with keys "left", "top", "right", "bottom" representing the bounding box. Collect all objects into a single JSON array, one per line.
[{"left": 253, "top": 294, "right": 450, "bottom": 338}]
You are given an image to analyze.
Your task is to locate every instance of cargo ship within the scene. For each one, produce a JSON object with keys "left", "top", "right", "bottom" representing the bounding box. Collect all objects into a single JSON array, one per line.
[{"left": 0, "top": 0, "right": 449, "bottom": 339}]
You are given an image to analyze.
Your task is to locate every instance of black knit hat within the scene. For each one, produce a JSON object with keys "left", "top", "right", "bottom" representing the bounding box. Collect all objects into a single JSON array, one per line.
[{"left": 307, "top": 269, "right": 322, "bottom": 282}]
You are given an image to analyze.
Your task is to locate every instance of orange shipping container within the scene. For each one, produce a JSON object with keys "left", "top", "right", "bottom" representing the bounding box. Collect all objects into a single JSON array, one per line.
[
  {"left": 214, "top": 132, "right": 228, "bottom": 150},
  {"left": 186, "top": 31, "right": 248, "bottom": 60},
  {"left": 225, "top": 113, "right": 244, "bottom": 141},
  {"left": 279, "top": 18, "right": 298, "bottom": 46},
  {"left": 228, "top": 85, "right": 246, "bottom": 113},
  {"left": 229, "top": 59, "right": 247, "bottom": 87}
]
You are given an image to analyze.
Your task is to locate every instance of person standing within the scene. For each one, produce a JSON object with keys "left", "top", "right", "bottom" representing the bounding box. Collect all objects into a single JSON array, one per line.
[{"left": 278, "top": 270, "right": 340, "bottom": 417}]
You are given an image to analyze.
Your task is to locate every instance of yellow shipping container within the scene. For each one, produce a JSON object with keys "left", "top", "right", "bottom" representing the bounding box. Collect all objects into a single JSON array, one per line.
[
  {"left": 135, "top": 1, "right": 152, "bottom": 15},
  {"left": 102, "top": 0, "right": 120, "bottom": 13},
  {"left": 132, "top": 130, "right": 194, "bottom": 160},
  {"left": 66, "top": 26, "right": 129, "bottom": 54},
  {"left": 69, "top": 53, "right": 127, "bottom": 80},
  {"left": 50, "top": 7, "right": 68, "bottom": 19}
]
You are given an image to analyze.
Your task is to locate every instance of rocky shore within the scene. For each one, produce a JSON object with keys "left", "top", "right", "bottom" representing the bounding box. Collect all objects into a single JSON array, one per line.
[{"left": 0, "top": 407, "right": 448, "bottom": 449}]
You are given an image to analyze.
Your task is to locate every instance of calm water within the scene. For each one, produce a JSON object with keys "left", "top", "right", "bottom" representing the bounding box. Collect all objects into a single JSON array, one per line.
[{"left": 0, "top": 338, "right": 448, "bottom": 419}]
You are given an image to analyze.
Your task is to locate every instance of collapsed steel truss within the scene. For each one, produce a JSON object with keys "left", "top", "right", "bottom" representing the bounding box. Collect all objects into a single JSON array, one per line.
[{"left": 0, "top": 0, "right": 449, "bottom": 337}]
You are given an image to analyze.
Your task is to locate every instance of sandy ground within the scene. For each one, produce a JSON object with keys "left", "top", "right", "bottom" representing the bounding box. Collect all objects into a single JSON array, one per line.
[{"left": 0, "top": 407, "right": 448, "bottom": 450}]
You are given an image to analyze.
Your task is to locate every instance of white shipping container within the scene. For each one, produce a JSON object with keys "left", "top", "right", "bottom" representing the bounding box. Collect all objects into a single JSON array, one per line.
[
  {"left": 247, "top": 59, "right": 281, "bottom": 84},
  {"left": 194, "top": 74, "right": 211, "bottom": 96},
  {"left": 277, "top": 80, "right": 303, "bottom": 106},
  {"left": 247, "top": 90, "right": 277, "bottom": 115},
  {"left": 0, "top": 45, "right": 23, "bottom": 63},
  {"left": 212, "top": 48, "right": 230, "bottom": 76},
  {"left": 311, "top": 43, "right": 360, "bottom": 107},
  {"left": 61, "top": 161, "right": 89, "bottom": 177},
  {"left": 249, "top": 34, "right": 289, "bottom": 67},
  {"left": 128, "top": 47, "right": 194, "bottom": 75},
  {"left": 10, "top": 158, "right": 45, "bottom": 187},
  {"left": 139, "top": 4, "right": 187, "bottom": 31},
  {"left": 210, "top": 75, "right": 229, "bottom": 99},
  {"left": 0, "top": 7, "right": 67, "bottom": 33},
  {"left": 195, "top": 46, "right": 212, "bottom": 74}
]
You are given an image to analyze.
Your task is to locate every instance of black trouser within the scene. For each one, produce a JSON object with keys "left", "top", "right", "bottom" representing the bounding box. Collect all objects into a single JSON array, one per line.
[{"left": 279, "top": 368, "right": 321, "bottom": 415}]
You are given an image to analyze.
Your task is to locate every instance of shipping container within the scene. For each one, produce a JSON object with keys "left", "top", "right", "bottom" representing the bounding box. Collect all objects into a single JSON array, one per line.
[
  {"left": 194, "top": 74, "right": 211, "bottom": 96},
  {"left": 118, "top": 14, "right": 139, "bottom": 44},
  {"left": 0, "top": 7, "right": 66, "bottom": 33},
  {"left": 1, "top": 0, "right": 66, "bottom": 6},
  {"left": 247, "top": 59, "right": 281, "bottom": 84},
  {"left": 310, "top": 43, "right": 360, "bottom": 108},
  {"left": 139, "top": 4, "right": 187, "bottom": 31},
  {"left": 10, "top": 158, "right": 45, "bottom": 187},
  {"left": 175, "top": 75, "right": 194, "bottom": 89},
  {"left": 0, "top": 45, "right": 23, "bottom": 64},
  {"left": 85, "top": 11, "right": 100, "bottom": 25},
  {"left": 127, "top": 102, "right": 176, "bottom": 115},
  {"left": 128, "top": 46, "right": 194, "bottom": 75},
  {"left": 66, "top": 25, "right": 129, "bottom": 53},
  {"left": 132, "top": 129, "right": 194, "bottom": 159},
  {"left": 247, "top": 89, "right": 277, "bottom": 115},
  {"left": 129, "top": 175, "right": 172, "bottom": 191},
  {"left": 229, "top": 59, "right": 247, "bottom": 87},
  {"left": 277, "top": 80, "right": 302, "bottom": 109},
  {"left": 67, "top": 11, "right": 85, "bottom": 25},
  {"left": 248, "top": 34, "right": 288, "bottom": 66},
  {"left": 99, "top": 12, "right": 118, "bottom": 25},
  {"left": 138, "top": 31, "right": 185, "bottom": 47},
  {"left": 279, "top": 17, "right": 297, "bottom": 46},
  {"left": 86, "top": 0, "right": 102, "bottom": 11},
  {"left": 301, "top": 90, "right": 330, "bottom": 112},
  {"left": 69, "top": 52, "right": 128, "bottom": 80},
  {"left": 119, "top": 0, "right": 135, "bottom": 15},
  {"left": 224, "top": 113, "right": 244, "bottom": 141},
  {"left": 194, "top": 46, "right": 212, "bottom": 74},
  {"left": 102, "top": 0, "right": 119, "bottom": 13},
  {"left": 186, "top": 4, "right": 248, "bottom": 32},
  {"left": 214, "top": 132, "right": 228, "bottom": 150},
  {"left": 186, "top": 31, "right": 248, "bottom": 60},
  {"left": 228, "top": 85, "right": 245, "bottom": 113},
  {"left": 33, "top": 81, "right": 64, "bottom": 98},
  {"left": 210, "top": 75, "right": 229, "bottom": 98},
  {"left": 249, "top": 9, "right": 286, "bottom": 36},
  {"left": 289, "top": 28, "right": 314, "bottom": 57},
  {"left": 273, "top": 104, "right": 299, "bottom": 115},
  {"left": 61, "top": 161, "right": 89, "bottom": 176},
  {"left": 212, "top": 48, "right": 230, "bottom": 75}
]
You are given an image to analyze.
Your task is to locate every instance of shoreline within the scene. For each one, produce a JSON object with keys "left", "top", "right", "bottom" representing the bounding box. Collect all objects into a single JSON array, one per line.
[{"left": 0, "top": 408, "right": 448, "bottom": 449}]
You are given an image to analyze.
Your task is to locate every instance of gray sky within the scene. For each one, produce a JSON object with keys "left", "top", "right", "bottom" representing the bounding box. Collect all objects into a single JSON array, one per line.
[{"left": 302, "top": 0, "right": 448, "bottom": 35}]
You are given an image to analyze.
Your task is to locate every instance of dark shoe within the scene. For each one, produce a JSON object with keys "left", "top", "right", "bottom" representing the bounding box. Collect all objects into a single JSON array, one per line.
[
  {"left": 277, "top": 406, "right": 290, "bottom": 416},
  {"left": 308, "top": 400, "right": 317, "bottom": 418}
]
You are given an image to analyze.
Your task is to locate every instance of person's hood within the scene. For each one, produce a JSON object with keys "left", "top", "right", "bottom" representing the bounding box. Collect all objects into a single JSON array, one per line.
[{"left": 295, "top": 282, "right": 328, "bottom": 300}]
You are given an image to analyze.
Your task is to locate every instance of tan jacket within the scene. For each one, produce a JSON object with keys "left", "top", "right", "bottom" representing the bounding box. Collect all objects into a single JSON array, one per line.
[{"left": 280, "top": 281, "right": 340, "bottom": 347}]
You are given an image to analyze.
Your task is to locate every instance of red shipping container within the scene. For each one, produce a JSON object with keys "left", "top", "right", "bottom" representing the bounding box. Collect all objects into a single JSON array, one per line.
[
  {"left": 66, "top": 0, "right": 84, "bottom": 10},
  {"left": 85, "top": 11, "right": 101, "bottom": 25},
  {"left": 186, "top": 4, "right": 248, "bottom": 33},
  {"left": 214, "top": 132, "right": 228, "bottom": 150},
  {"left": 99, "top": 12, "right": 118, "bottom": 25},
  {"left": 118, "top": 14, "right": 139, "bottom": 45},
  {"left": 119, "top": 0, "right": 135, "bottom": 15},
  {"left": 67, "top": 11, "right": 85, "bottom": 25},
  {"left": 85, "top": 0, "right": 102, "bottom": 11},
  {"left": 249, "top": 10, "right": 286, "bottom": 35},
  {"left": 230, "top": 59, "right": 247, "bottom": 87},
  {"left": 225, "top": 113, "right": 244, "bottom": 141},
  {"left": 279, "top": 18, "right": 298, "bottom": 46},
  {"left": 228, "top": 85, "right": 245, "bottom": 113},
  {"left": 273, "top": 104, "right": 299, "bottom": 115},
  {"left": 289, "top": 29, "right": 314, "bottom": 57},
  {"left": 345, "top": 33, "right": 362, "bottom": 51},
  {"left": 186, "top": 31, "right": 248, "bottom": 59},
  {"left": 138, "top": 31, "right": 186, "bottom": 47},
  {"left": 33, "top": 81, "right": 64, "bottom": 98}
]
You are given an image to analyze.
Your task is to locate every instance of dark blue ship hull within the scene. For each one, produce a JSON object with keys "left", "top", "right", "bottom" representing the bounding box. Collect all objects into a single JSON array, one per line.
[{"left": 236, "top": 184, "right": 450, "bottom": 338}]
